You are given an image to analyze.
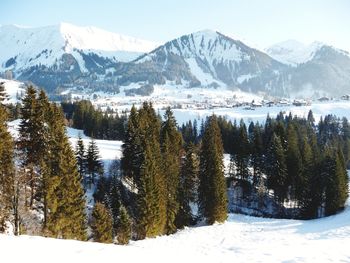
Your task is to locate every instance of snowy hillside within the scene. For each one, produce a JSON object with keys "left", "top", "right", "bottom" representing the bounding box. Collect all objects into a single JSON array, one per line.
[
  {"left": 131, "top": 29, "right": 285, "bottom": 94},
  {"left": 1, "top": 172, "right": 350, "bottom": 262},
  {"left": 266, "top": 40, "right": 348, "bottom": 66},
  {"left": 0, "top": 78, "right": 25, "bottom": 104},
  {"left": 0, "top": 22, "right": 158, "bottom": 73}
]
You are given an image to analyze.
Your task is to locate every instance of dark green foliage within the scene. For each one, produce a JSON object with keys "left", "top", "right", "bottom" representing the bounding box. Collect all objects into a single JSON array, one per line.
[
  {"left": 116, "top": 205, "right": 132, "bottom": 245},
  {"left": 266, "top": 134, "right": 288, "bottom": 204},
  {"left": 250, "top": 123, "right": 263, "bottom": 186},
  {"left": 176, "top": 143, "right": 199, "bottom": 228},
  {"left": 45, "top": 105, "right": 87, "bottom": 240},
  {"left": 235, "top": 120, "right": 250, "bottom": 181},
  {"left": 160, "top": 107, "right": 183, "bottom": 234},
  {"left": 286, "top": 124, "right": 302, "bottom": 201},
  {"left": 121, "top": 102, "right": 166, "bottom": 239},
  {"left": 85, "top": 139, "right": 103, "bottom": 187},
  {"left": 91, "top": 202, "right": 113, "bottom": 243},
  {"left": 324, "top": 149, "right": 348, "bottom": 216},
  {"left": 62, "top": 100, "right": 126, "bottom": 140},
  {"left": 75, "top": 135, "right": 86, "bottom": 178},
  {"left": 0, "top": 84, "right": 15, "bottom": 231},
  {"left": 16, "top": 88, "right": 87, "bottom": 239},
  {"left": 198, "top": 115, "right": 228, "bottom": 224}
]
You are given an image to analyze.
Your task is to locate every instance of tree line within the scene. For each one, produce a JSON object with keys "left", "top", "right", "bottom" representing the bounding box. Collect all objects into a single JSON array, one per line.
[
  {"left": 61, "top": 100, "right": 126, "bottom": 140},
  {"left": 1, "top": 83, "right": 349, "bottom": 245}
]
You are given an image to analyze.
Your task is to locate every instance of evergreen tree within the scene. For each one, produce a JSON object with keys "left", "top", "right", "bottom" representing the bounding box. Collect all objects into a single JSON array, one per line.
[
  {"left": 198, "top": 115, "right": 228, "bottom": 224},
  {"left": 85, "top": 139, "right": 103, "bottom": 187},
  {"left": 121, "top": 105, "right": 141, "bottom": 187},
  {"left": 116, "top": 205, "right": 132, "bottom": 245},
  {"left": 286, "top": 123, "right": 302, "bottom": 202},
  {"left": 160, "top": 107, "right": 183, "bottom": 234},
  {"left": 250, "top": 123, "right": 263, "bottom": 186},
  {"left": 266, "top": 134, "right": 288, "bottom": 204},
  {"left": 45, "top": 105, "right": 87, "bottom": 240},
  {"left": 324, "top": 149, "right": 349, "bottom": 216},
  {"left": 18, "top": 86, "right": 38, "bottom": 207},
  {"left": 299, "top": 139, "right": 319, "bottom": 218},
  {"left": 0, "top": 86, "right": 15, "bottom": 231},
  {"left": 75, "top": 134, "right": 86, "bottom": 180},
  {"left": 176, "top": 143, "right": 199, "bottom": 228},
  {"left": 122, "top": 102, "right": 166, "bottom": 239},
  {"left": 91, "top": 202, "right": 113, "bottom": 243},
  {"left": 235, "top": 120, "right": 250, "bottom": 181}
]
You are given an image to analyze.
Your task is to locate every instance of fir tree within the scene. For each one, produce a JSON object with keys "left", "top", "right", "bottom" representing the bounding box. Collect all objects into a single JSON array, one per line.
[
  {"left": 235, "top": 120, "right": 250, "bottom": 181},
  {"left": 75, "top": 134, "right": 86, "bottom": 179},
  {"left": 85, "top": 139, "right": 103, "bottom": 187},
  {"left": 176, "top": 143, "right": 199, "bottom": 228},
  {"left": 160, "top": 107, "right": 183, "bottom": 234},
  {"left": 299, "top": 139, "right": 319, "bottom": 218},
  {"left": 0, "top": 86, "right": 15, "bottom": 231},
  {"left": 266, "top": 134, "right": 288, "bottom": 204},
  {"left": 116, "top": 205, "right": 132, "bottom": 245},
  {"left": 198, "top": 115, "right": 228, "bottom": 224},
  {"left": 250, "top": 123, "right": 263, "bottom": 186},
  {"left": 286, "top": 123, "right": 302, "bottom": 202},
  {"left": 45, "top": 104, "right": 87, "bottom": 240},
  {"left": 91, "top": 202, "right": 113, "bottom": 243}
]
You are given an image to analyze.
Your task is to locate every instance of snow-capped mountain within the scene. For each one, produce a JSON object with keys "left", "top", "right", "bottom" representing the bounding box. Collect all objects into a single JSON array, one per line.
[
  {"left": 266, "top": 40, "right": 330, "bottom": 66},
  {"left": 0, "top": 23, "right": 158, "bottom": 92},
  {"left": 0, "top": 23, "right": 158, "bottom": 70},
  {"left": 117, "top": 30, "right": 288, "bottom": 96},
  {"left": 1, "top": 23, "right": 350, "bottom": 98}
]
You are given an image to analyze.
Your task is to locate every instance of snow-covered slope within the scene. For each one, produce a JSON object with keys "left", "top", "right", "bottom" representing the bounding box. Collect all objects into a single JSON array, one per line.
[
  {"left": 121, "top": 30, "right": 287, "bottom": 96},
  {"left": 0, "top": 22, "right": 158, "bottom": 73},
  {"left": 1, "top": 174, "right": 350, "bottom": 262},
  {"left": 0, "top": 78, "right": 25, "bottom": 104},
  {"left": 266, "top": 40, "right": 344, "bottom": 66}
]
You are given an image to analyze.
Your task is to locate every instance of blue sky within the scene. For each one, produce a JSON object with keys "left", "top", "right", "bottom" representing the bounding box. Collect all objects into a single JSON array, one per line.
[{"left": 1, "top": 0, "right": 350, "bottom": 50}]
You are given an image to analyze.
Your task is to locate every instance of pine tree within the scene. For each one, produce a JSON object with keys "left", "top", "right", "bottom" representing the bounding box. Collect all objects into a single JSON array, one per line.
[
  {"left": 235, "top": 120, "right": 250, "bottom": 181},
  {"left": 0, "top": 82, "right": 9, "bottom": 102},
  {"left": 266, "top": 134, "right": 288, "bottom": 204},
  {"left": 198, "top": 115, "right": 228, "bottom": 224},
  {"left": 324, "top": 149, "right": 349, "bottom": 216},
  {"left": 121, "top": 105, "right": 141, "bottom": 187},
  {"left": 45, "top": 105, "right": 87, "bottom": 240},
  {"left": 121, "top": 102, "right": 166, "bottom": 239},
  {"left": 176, "top": 143, "right": 199, "bottom": 228},
  {"left": 18, "top": 86, "right": 38, "bottom": 207},
  {"left": 91, "top": 202, "right": 113, "bottom": 243},
  {"left": 116, "top": 205, "right": 132, "bottom": 245},
  {"left": 250, "top": 123, "right": 263, "bottom": 186},
  {"left": 85, "top": 139, "right": 103, "bottom": 187},
  {"left": 0, "top": 86, "right": 15, "bottom": 231},
  {"left": 160, "top": 107, "right": 183, "bottom": 234},
  {"left": 75, "top": 134, "right": 86, "bottom": 180},
  {"left": 286, "top": 123, "right": 302, "bottom": 202},
  {"left": 299, "top": 139, "right": 319, "bottom": 218}
]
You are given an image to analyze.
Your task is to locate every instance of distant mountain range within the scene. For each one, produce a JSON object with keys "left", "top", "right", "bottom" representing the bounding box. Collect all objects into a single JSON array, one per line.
[{"left": 1, "top": 23, "right": 350, "bottom": 98}]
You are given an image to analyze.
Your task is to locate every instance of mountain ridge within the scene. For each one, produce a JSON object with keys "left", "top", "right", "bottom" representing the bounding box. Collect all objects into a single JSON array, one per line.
[{"left": 1, "top": 23, "right": 350, "bottom": 98}]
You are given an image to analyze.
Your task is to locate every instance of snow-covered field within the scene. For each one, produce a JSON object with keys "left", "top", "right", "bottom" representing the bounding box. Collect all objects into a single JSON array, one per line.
[
  {"left": 66, "top": 126, "right": 123, "bottom": 170},
  {"left": 1, "top": 183, "right": 350, "bottom": 262},
  {"left": 3, "top": 120, "right": 350, "bottom": 262},
  {"left": 158, "top": 100, "right": 350, "bottom": 125}
]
